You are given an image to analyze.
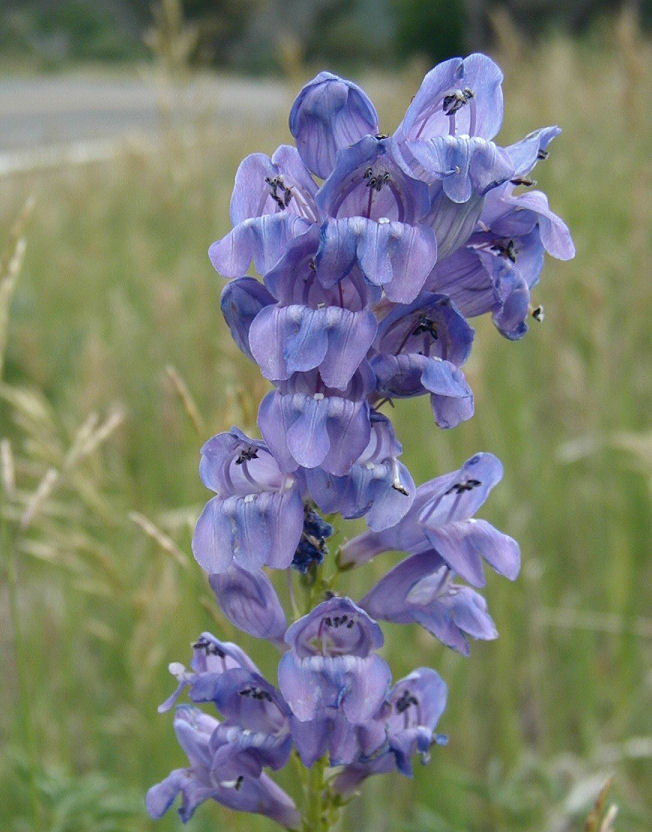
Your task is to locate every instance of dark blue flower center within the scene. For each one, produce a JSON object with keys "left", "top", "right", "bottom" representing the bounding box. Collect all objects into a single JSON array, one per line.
[{"left": 291, "top": 505, "right": 334, "bottom": 573}]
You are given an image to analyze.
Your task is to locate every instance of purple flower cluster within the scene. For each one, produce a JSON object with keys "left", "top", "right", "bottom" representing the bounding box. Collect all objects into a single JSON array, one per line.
[{"left": 149, "top": 54, "right": 573, "bottom": 828}]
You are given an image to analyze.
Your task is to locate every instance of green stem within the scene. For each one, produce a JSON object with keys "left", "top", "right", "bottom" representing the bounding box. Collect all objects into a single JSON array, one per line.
[{"left": 303, "top": 755, "right": 327, "bottom": 832}]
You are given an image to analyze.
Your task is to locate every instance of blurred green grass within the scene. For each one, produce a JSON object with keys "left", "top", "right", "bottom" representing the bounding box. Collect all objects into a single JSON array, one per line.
[{"left": 1, "top": 21, "right": 650, "bottom": 832}]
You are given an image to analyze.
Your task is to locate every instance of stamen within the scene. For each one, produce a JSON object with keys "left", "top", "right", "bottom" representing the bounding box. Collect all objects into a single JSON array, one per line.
[
  {"left": 235, "top": 446, "right": 259, "bottom": 465},
  {"left": 192, "top": 636, "right": 225, "bottom": 657},
  {"left": 531, "top": 305, "right": 545, "bottom": 322},
  {"left": 412, "top": 316, "right": 438, "bottom": 340},
  {"left": 442, "top": 87, "right": 474, "bottom": 117},
  {"left": 395, "top": 688, "right": 418, "bottom": 713},
  {"left": 264, "top": 175, "right": 293, "bottom": 211},
  {"left": 490, "top": 239, "right": 517, "bottom": 262},
  {"left": 239, "top": 685, "right": 273, "bottom": 701},
  {"left": 391, "top": 459, "right": 409, "bottom": 495}
]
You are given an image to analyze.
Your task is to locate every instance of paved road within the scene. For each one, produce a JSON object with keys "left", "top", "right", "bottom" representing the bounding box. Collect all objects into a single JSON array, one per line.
[{"left": 0, "top": 73, "right": 294, "bottom": 173}]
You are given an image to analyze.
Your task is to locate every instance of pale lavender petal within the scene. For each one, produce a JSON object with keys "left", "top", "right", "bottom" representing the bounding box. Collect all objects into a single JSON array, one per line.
[
  {"left": 290, "top": 715, "right": 331, "bottom": 767},
  {"left": 192, "top": 497, "right": 236, "bottom": 573},
  {"left": 397, "top": 53, "right": 504, "bottom": 142},
  {"left": 220, "top": 278, "right": 275, "bottom": 360},
  {"left": 209, "top": 213, "right": 312, "bottom": 278},
  {"left": 319, "top": 307, "right": 377, "bottom": 389},
  {"left": 355, "top": 218, "right": 438, "bottom": 303},
  {"left": 289, "top": 71, "right": 379, "bottom": 179},
  {"left": 505, "top": 125, "right": 561, "bottom": 177},
  {"left": 417, "top": 452, "right": 504, "bottom": 525},
  {"left": 146, "top": 769, "right": 189, "bottom": 819},
  {"left": 343, "top": 654, "right": 392, "bottom": 723},
  {"left": 209, "top": 566, "right": 287, "bottom": 642},
  {"left": 285, "top": 393, "right": 331, "bottom": 468},
  {"left": 360, "top": 550, "right": 447, "bottom": 622},
  {"left": 510, "top": 189, "right": 576, "bottom": 260},
  {"left": 429, "top": 385, "right": 475, "bottom": 429},
  {"left": 424, "top": 518, "right": 520, "bottom": 586},
  {"left": 316, "top": 135, "right": 430, "bottom": 224},
  {"left": 285, "top": 596, "right": 384, "bottom": 657}
]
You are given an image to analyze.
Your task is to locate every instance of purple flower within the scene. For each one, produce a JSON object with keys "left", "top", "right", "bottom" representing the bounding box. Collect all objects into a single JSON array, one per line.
[
  {"left": 424, "top": 127, "right": 574, "bottom": 338},
  {"left": 373, "top": 292, "right": 474, "bottom": 367},
  {"left": 220, "top": 277, "right": 276, "bottom": 361},
  {"left": 249, "top": 302, "right": 377, "bottom": 389},
  {"left": 278, "top": 597, "right": 391, "bottom": 724},
  {"left": 305, "top": 410, "right": 415, "bottom": 531},
  {"left": 258, "top": 366, "right": 373, "bottom": 475},
  {"left": 209, "top": 145, "right": 318, "bottom": 279},
  {"left": 395, "top": 53, "right": 504, "bottom": 143},
  {"left": 360, "top": 550, "right": 498, "bottom": 655},
  {"left": 369, "top": 292, "right": 475, "bottom": 428},
  {"left": 340, "top": 452, "right": 520, "bottom": 587},
  {"left": 316, "top": 215, "right": 438, "bottom": 304},
  {"left": 289, "top": 71, "right": 379, "bottom": 179},
  {"left": 192, "top": 428, "right": 304, "bottom": 573},
  {"left": 209, "top": 566, "right": 287, "bottom": 643},
  {"left": 371, "top": 353, "right": 474, "bottom": 429},
  {"left": 158, "top": 632, "right": 261, "bottom": 713},
  {"left": 190, "top": 667, "right": 293, "bottom": 773},
  {"left": 146, "top": 706, "right": 300, "bottom": 828},
  {"left": 316, "top": 134, "right": 431, "bottom": 226},
  {"left": 333, "top": 667, "right": 448, "bottom": 794}
]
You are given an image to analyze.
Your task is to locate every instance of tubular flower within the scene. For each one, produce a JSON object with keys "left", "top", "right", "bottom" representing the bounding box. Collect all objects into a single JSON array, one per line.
[{"left": 192, "top": 428, "right": 304, "bottom": 573}]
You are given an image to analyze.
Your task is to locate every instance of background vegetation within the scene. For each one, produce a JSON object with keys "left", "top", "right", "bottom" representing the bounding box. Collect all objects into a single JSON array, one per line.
[
  {"left": 2, "top": 0, "right": 650, "bottom": 71},
  {"left": 0, "top": 5, "right": 650, "bottom": 831}
]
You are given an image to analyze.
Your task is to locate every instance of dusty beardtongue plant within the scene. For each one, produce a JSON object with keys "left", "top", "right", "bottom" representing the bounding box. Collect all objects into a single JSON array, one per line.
[{"left": 147, "top": 54, "right": 574, "bottom": 831}]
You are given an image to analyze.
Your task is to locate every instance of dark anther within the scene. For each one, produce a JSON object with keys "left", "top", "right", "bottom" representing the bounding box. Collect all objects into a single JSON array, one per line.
[
  {"left": 510, "top": 176, "right": 536, "bottom": 187},
  {"left": 412, "top": 316, "right": 438, "bottom": 340},
  {"left": 442, "top": 87, "right": 474, "bottom": 116},
  {"left": 324, "top": 614, "right": 353, "bottom": 629},
  {"left": 491, "top": 239, "right": 517, "bottom": 263},
  {"left": 444, "top": 478, "right": 482, "bottom": 496},
  {"left": 375, "top": 133, "right": 389, "bottom": 139},
  {"left": 537, "top": 148, "right": 549, "bottom": 161},
  {"left": 235, "top": 446, "right": 259, "bottom": 465},
  {"left": 192, "top": 636, "right": 225, "bottom": 657},
  {"left": 392, "top": 482, "right": 410, "bottom": 496},
  {"left": 239, "top": 686, "right": 273, "bottom": 702},
  {"left": 395, "top": 689, "right": 419, "bottom": 713},
  {"left": 235, "top": 776, "right": 244, "bottom": 791},
  {"left": 532, "top": 305, "right": 545, "bottom": 322},
  {"left": 265, "top": 175, "right": 293, "bottom": 210},
  {"left": 364, "top": 168, "right": 391, "bottom": 191}
]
